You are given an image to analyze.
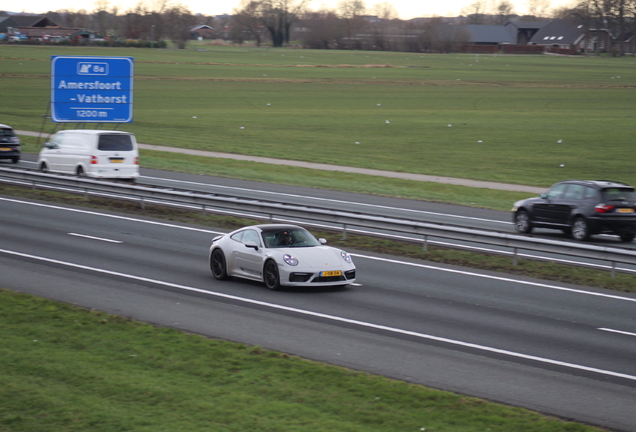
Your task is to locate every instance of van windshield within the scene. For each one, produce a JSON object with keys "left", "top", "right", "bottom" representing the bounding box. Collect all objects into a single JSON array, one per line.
[{"left": 98, "top": 134, "right": 133, "bottom": 151}]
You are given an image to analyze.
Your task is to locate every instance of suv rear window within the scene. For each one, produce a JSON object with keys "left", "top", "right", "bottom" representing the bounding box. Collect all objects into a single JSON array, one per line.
[
  {"left": 98, "top": 134, "right": 133, "bottom": 151},
  {"left": 601, "top": 188, "right": 636, "bottom": 201}
]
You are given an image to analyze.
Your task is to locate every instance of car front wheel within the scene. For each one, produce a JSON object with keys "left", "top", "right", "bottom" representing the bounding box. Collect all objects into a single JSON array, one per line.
[
  {"left": 619, "top": 231, "right": 635, "bottom": 242},
  {"left": 263, "top": 260, "right": 282, "bottom": 290},
  {"left": 210, "top": 249, "right": 231, "bottom": 280},
  {"left": 571, "top": 217, "right": 591, "bottom": 241},
  {"left": 514, "top": 210, "right": 533, "bottom": 234},
  {"left": 39, "top": 162, "right": 49, "bottom": 173}
]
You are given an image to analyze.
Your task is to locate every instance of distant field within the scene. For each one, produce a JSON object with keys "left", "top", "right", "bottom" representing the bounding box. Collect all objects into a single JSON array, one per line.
[{"left": 2, "top": 44, "right": 635, "bottom": 193}]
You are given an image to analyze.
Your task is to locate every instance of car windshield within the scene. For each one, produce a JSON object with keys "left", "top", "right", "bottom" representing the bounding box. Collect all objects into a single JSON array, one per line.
[
  {"left": 601, "top": 188, "right": 636, "bottom": 202},
  {"left": 261, "top": 228, "right": 321, "bottom": 248}
]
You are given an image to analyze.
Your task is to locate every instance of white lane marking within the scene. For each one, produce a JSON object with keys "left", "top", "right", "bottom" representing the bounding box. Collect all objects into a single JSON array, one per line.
[
  {"left": 141, "top": 175, "right": 512, "bottom": 225},
  {"left": 352, "top": 254, "right": 636, "bottom": 303},
  {"left": 1, "top": 247, "right": 635, "bottom": 383},
  {"left": 68, "top": 233, "right": 123, "bottom": 243},
  {"left": 2, "top": 196, "right": 636, "bottom": 303},
  {"left": 599, "top": 328, "right": 636, "bottom": 338},
  {"left": 0, "top": 197, "right": 223, "bottom": 234}
]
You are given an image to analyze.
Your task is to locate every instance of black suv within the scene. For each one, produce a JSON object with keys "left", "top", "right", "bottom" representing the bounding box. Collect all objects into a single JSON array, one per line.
[
  {"left": 512, "top": 180, "right": 636, "bottom": 242},
  {"left": 0, "top": 124, "right": 21, "bottom": 164}
]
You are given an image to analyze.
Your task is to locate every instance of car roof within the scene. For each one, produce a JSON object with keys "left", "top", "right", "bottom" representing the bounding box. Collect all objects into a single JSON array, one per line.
[
  {"left": 556, "top": 180, "right": 632, "bottom": 189},
  {"left": 0, "top": 124, "right": 13, "bottom": 129},
  {"left": 56, "top": 129, "right": 132, "bottom": 134},
  {"left": 251, "top": 224, "right": 303, "bottom": 231}
]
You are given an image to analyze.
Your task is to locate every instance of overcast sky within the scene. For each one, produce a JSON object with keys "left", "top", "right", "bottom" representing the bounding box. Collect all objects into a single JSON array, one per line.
[{"left": 3, "top": 0, "right": 574, "bottom": 20}]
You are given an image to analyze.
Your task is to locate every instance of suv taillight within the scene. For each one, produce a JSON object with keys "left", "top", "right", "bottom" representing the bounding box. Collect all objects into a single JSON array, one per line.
[
  {"left": 90, "top": 156, "right": 98, "bottom": 165},
  {"left": 595, "top": 204, "right": 615, "bottom": 213}
]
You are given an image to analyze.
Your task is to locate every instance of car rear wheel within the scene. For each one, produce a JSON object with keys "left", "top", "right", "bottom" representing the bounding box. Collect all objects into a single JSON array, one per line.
[
  {"left": 11, "top": 157, "right": 18, "bottom": 164},
  {"left": 210, "top": 249, "right": 231, "bottom": 280},
  {"left": 514, "top": 210, "right": 533, "bottom": 234},
  {"left": 264, "top": 260, "right": 282, "bottom": 291},
  {"left": 571, "top": 217, "right": 591, "bottom": 241},
  {"left": 619, "top": 231, "right": 635, "bottom": 242}
]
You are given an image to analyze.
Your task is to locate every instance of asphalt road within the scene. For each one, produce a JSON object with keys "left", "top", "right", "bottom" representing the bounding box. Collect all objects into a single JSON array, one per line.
[{"left": 2, "top": 194, "right": 636, "bottom": 431}]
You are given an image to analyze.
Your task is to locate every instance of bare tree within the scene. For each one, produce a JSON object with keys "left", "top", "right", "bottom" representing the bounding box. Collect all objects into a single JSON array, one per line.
[
  {"left": 231, "top": 0, "right": 266, "bottom": 46},
  {"left": 92, "top": 0, "right": 115, "bottom": 37},
  {"left": 258, "top": 0, "right": 308, "bottom": 47},
  {"left": 338, "top": 0, "right": 366, "bottom": 46},
  {"left": 462, "top": 1, "right": 490, "bottom": 24},
  {"left": 495, "top": 1, "right": 516, "bottom": 24},
  {"left": 367, "top": 2, "right": 399, "bottom": 50},
  {"left": 164, "top": 4, "right": 196, "bottom": 48},
  {"left": 526, "top": 0, "right": 551, "bottom": 18},
  {"left": 300, "top": 9, "right": 344, "bottom": 49}
]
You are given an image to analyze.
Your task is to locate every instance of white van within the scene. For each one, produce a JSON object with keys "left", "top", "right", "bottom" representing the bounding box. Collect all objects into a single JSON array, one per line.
[{"left": 38, "top": 130, "right": 139, "bottom": 181}]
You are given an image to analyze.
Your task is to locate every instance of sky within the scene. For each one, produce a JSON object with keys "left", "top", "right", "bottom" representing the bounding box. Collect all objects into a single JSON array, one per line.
[{"left": 3, "top": 0, "right": 574, "bottom": 20}]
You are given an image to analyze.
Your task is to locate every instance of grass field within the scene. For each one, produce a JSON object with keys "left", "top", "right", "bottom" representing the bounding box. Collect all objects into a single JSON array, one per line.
[
  {"left": 0, "top": 288, "right": 605, "bottom": 432},
  {"left": 2, "top": 44, "right": 636, "bottom": 196}
]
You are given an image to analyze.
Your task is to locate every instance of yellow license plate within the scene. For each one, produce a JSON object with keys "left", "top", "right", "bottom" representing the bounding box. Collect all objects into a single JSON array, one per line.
[
  {"left": 110, "top": 158, "right": 124, "bottom": 163},
  {"left": 0, "top": 147, "right": 11, "bottom": 151},
  {"left": 320, "top": 270, "right": 342, "bottom": 277},
  {"left": 617, "top": 208, "right": 634, "bottom": 213}
]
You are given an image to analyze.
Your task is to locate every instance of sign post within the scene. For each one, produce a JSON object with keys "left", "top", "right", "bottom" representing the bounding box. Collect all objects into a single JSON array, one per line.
[{"left": 51, "top": 56, "right": 134, "bottom": 123}]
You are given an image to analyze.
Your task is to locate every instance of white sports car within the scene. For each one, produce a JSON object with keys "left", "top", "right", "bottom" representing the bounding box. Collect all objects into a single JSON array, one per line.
[{"left": 209, "top": 224, "right": 356, "bottom": 290}]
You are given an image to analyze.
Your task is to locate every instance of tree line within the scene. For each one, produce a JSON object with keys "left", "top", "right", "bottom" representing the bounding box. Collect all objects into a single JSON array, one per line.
[{"left": 16, "top": 0, "right": 636, "bottom": 53}]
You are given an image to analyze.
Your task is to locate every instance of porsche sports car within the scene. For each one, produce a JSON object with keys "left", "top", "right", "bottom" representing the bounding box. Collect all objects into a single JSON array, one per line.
[{"left": 209, "top": 224, "right": 356, "bottom": 290}]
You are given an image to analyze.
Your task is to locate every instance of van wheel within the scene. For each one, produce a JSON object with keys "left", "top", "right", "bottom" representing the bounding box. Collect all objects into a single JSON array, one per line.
[
  {"left": 39, "top": 162, "right": 49, "bottom": 173},
  {"left": 76, "top": 167, "right": 86, "bottom": 178}
]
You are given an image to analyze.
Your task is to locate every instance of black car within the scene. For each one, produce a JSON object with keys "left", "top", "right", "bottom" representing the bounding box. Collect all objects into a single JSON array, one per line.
[
  {"left": 0, "top": 124, "right": 21, "bottom": 164},
  {"left": 512, "top": 180, "right": 636, "bottom": 242}
]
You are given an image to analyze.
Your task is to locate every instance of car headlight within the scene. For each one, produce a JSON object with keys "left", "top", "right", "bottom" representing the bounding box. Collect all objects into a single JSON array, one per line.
[
  {"left": 341, "top": 251, "right": 352, "bottom": 263},
  {"left": 283, "top": 254, "right": 298, "bottom": 266}
]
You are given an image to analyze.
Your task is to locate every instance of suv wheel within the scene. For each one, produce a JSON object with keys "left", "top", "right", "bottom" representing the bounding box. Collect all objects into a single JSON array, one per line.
[
  {"left": 571, "top": 217, "right": 591, "bottom": 241},
  {"left": 514, "top": 210, "right": 533, "bottom": 234}
]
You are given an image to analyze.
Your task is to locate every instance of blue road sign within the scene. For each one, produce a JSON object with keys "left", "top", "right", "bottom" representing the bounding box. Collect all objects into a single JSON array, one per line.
[{"left": 51, "top": 56, "right": 134, "bottom": 123}]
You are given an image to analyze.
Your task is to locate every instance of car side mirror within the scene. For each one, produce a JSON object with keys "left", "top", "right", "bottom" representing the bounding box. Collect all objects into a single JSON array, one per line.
[
  {"left": 245, "top": 241, "right": 259, "bottom": 251},
  {"left": 540, "top": 193, "right": 548, "bottom": 199},
  {"left": 319, "top": 238, "right": 327, "bottom": 244}
]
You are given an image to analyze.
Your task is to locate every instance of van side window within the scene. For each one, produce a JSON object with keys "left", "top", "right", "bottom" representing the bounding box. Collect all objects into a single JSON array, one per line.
[{"left": 98, "top": 134, "right": 133, "bottom": 151}]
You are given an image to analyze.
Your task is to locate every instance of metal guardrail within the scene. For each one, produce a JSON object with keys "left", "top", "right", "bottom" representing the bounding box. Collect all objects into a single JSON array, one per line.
[{"left": 2, "top": 166, "right": 636, "bottom": 276}]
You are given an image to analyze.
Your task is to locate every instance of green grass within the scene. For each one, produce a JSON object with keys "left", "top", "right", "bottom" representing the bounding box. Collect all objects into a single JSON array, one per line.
[
  {"left": 0, "top": 288, "right": 605, "bottom": 432},
  {"left": 3, "top": 45, "right": 636, "bottom": 194}
]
